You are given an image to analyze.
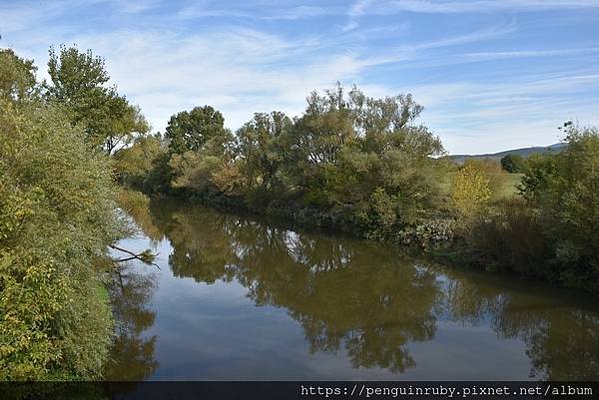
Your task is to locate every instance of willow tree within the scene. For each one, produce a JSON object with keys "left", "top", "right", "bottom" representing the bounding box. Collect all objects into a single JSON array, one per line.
[
  {"left": 0, "top": 48, "right": 142, "bottom": 380},
  {"left": 45, "top": 45, "right": 149, "bottom": 154}
]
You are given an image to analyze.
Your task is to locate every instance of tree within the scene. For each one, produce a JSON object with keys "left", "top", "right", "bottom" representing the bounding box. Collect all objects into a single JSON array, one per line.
[
  {"left": 465, "top": 158, "right": 508, "bottom": 200},
  {"left": 236, "top": 111, "right": 293, "bottom": 192},
  {"left": 518, "top": 153, "right": 557, "bottom": 202},
  {"left": 114, "top": 134, "right": 168, "bottom": 190},
  {"left": 46, "top": 45, "right": 149, "bottom": 154},
  {"left": 0, "top": 49, "right": 37, "bottom": 102},
  {"left": 165, "top": 106, "right": 229, "bottom": 154},
  {"left": 451, "top": 162, "right": 492, "bottom": 220},
  {"left": 522, "top": 126, "right": 599, "bottom": 289},
  {"left": 0, "top": 97, "right": 124, "bottom": 379},
  {"left": 501, "top": 154, "right": 527, "bottom": 173},
  {"left": 288, "top": 84, "right": 444, "bottom": 228}
]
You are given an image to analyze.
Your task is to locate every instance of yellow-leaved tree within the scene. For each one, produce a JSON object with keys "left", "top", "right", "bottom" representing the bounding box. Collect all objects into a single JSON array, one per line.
[{"left": 451, "top": 162, "right": 492, "bottom": 221}]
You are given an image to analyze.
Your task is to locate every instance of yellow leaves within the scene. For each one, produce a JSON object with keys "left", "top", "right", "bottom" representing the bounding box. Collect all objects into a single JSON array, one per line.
[
  {"left": 451, "top": 162, "right": 492, "bottom": 219},
  {"left": 211, "top": 162, "right": 248, "bottom": 196}
]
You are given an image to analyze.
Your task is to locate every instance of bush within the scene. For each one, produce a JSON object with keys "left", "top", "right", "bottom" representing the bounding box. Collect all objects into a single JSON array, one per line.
[
  {"left": 465, "top": 199, "right": 549, "bottom": 277},
  {"left": 530, "top": 127, "right": 599, "bottom": 289},
  {"left": 0, "top": 98, "right": 122, "bottom": 379},
  {"left": 450, "top": 162, "right": 492, "bottom": 220}
]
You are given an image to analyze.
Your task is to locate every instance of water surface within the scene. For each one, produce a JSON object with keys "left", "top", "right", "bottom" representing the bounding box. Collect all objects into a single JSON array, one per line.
[{"left": 106, "top": 200, "right": 599, "bottom": 380}]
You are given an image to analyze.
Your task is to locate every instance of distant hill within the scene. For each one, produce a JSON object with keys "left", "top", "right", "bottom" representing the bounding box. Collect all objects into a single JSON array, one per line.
[{"left": 448, "top": 143, "right": 567, "bottom": 164}]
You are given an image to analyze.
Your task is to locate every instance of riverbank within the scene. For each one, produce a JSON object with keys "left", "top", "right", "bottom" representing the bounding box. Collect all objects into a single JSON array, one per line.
[
  {"left": 119, "top": 185, "right": 595, "bottom": 295},
  {"left": 114, "top": 88, "right": 599, "bottom": 294}
]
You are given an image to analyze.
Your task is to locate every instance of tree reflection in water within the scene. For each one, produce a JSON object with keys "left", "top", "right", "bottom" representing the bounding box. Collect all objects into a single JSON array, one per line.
[
  {"left": 444, "top": 274, "right": 599, "bottom": 380},
  {"left": 104, "top": 263, "right": 159, "bottom": 380},
  {"left": 121, "top": 199, "right": 599, "bottom": 380}
]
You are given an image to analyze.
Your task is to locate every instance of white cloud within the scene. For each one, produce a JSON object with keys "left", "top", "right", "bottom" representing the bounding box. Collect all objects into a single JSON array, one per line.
[
  {"left": 44, "top": 28, "right": 368, "bottom": 132},
  {"left": 2, "top": 0, "right": 598, "bottom": 154},
  {"left": 403, "top": 74, "right": 599, "bottom": 153},
  {"left": 352, "top": 0, "right": 599, "bottom": 15},
  {"left": 463, "top": 47, "right": 599, "bottom": 61}
]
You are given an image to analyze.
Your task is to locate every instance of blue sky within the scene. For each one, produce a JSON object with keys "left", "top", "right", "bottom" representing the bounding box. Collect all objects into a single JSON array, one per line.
[{"left": 1, "top": 0, "right": 599, "bottom": 154}]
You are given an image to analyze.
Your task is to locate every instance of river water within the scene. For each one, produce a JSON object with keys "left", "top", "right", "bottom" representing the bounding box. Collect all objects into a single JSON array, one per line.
[{"left": 105, "top": 199, "right": 599, "bottom": 380}]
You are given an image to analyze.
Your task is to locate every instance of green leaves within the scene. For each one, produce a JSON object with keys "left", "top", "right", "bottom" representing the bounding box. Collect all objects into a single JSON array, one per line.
[
  {"left": 0, "top": 49, "right": 37, "bottom": 103},
  {"left": 0, "top": 73, "right": 122, "bottom": 379},
  {"left": 45, "top": 45, "right": 149, "bottom": 154},
  {"left": 165, "top": 106, "right": 228, "bottom": 155}
]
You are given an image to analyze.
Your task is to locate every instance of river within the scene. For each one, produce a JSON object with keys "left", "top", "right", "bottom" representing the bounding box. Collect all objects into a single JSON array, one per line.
[{"left": 105, "top": 199, "right": 599, "bottom": 380}]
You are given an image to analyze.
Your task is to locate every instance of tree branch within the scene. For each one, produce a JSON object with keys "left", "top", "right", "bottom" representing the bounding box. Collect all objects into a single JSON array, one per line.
[{"left": 110, "top": 245, "right": 161, "bottom": 269}]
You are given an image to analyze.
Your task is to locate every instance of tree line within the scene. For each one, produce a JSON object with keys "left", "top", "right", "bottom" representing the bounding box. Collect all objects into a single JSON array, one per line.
[{"left": 116, "top": 85, "right": 598, "bottom": 293}]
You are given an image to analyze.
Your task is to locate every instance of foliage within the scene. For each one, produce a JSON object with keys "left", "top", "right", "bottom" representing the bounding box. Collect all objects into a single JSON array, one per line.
[
  {"left": 113, "top": 80, "right": 599, "bottom": 292},
  {"left": 45, "top": 45, "right": 149, "bottom": 154},
  {"left": 164, "top": 106, "right": 231, "bottom": 155},
  {"left": 0, "top": 98, "right": 123, "bottom": 379},
  {"left": 124, "top": 84, "right": 445, "bottom": 238},
  {"left": 518, "top": 153, "right": 557, "bottom": 202},
  {"left": 114, "top": 134, "right": 168, "bottom": 190},
  {"left": 455, "top": 126, "right": 599, "bottom": 290},
  {"left": 521, "top": 126, "right": 599, "bottom": 289},
  {"left": 463, "top": 159, "right": 508, "bottom": 200},
  {"left": 397, "top": 216, "right": 455, "bottom": 249},
  {"left": 500, "top": 154, "right": 527, "bottom": 173},
  {"left": 0, "top": 46, "right": 141, "bottom": 380},
  {"left": 450, "top": 162, "right": 492, "bottom": 220},
  {"left": 465, "top": 198, "right": 549, "bottom": 276},
  {"left": 0, "top": 49, "right": 37, "bottom": 103},
  {"left": 282, "top": 84, "right": 445, "bottom": 231},
  {"left": 237, "top": 111, "right": 293, "bottom": 196}
]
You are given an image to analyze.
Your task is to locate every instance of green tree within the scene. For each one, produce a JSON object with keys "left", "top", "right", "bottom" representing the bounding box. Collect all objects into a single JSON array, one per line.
[
  {"left": 289, "top": 84, "right": 444, "bottom": 229},
  {"left": 518, "top": 153, "right": 557, "bottom": 202},
  {"left": 533, "top": 127, "right": 599, "bottom": 288},
  {"left": 501, "top": 154, "right": 527, "bottom": 173},
  {"left": 237, "top": 111, "right": 293, "bottom": 193},
  {"left": 46, "top": 45, "right": 149, "bottom": 154},
  {"left": 0, "top": 97, "right": 123, "bottom": 379},
  {"left": 165, "top": 106, "right": 230, "bottom": 154},
  {"left": 0, "top": 49, "right": 36, "bottom": 102},
  {"left": 114, "top": 134, "right": 168, "bottom": 190},
  {"left": 0, "top": 46, "right": 155, "bottom": 380}
]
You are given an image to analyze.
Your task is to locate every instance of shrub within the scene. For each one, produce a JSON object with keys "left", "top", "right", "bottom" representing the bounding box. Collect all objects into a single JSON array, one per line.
[
  {"left": 450, "top": 162, "right": 492, "bottom": 220},
  {"left": 0, "top": 98, "right": 122, "bottom": 379},
  {"left": 465, "top": 199, "right": 549, "bottom": 277}
]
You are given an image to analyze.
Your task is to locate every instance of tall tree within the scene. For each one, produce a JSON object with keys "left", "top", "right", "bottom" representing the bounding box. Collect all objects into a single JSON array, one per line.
[
  {"left": 45, "top": 45, "right": 149, "bottom": 154},
  {"left": 237, "top": 111, "right": 293, "bottom": 191},
  {"left": 0, "top": 49, "right": 37, "bottom": 102},
  {"left": 0, "top": 50, "right": 124, "bottom": 377}
]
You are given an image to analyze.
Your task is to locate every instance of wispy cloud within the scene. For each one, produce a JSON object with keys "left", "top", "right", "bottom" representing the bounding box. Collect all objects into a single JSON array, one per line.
[
  {"left": 2, "top": 0, "right": 598, "bottom": 154},
  {"left": 404, "top": 72, "right": 599, "bottom": 152},
  {"left": 463, "top": 47, "right": 599, "bottom": 61},
  {"left": 176, "top": 3, "right": 337, "bottom": 21},
  {"left": 343, "top": 0, "right": 375, "bottom": 31},
  {"left": 48, "top": 27, "right": 367, "bottom": 132},
  {"left": 358, "top": 21, "right": 517, "bottom": 67},
  {"left": 353, "top": 0, "right": 599, "bottom": 15}
]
